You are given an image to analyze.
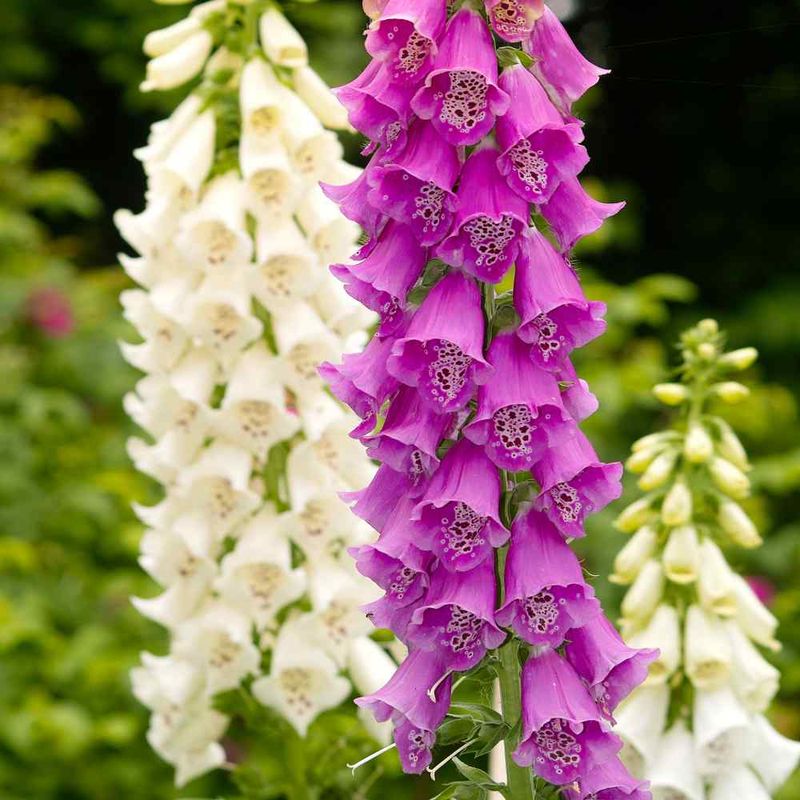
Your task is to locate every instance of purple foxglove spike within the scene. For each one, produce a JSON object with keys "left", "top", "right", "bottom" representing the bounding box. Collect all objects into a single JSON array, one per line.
[
  {"left": 496, "top": 65, "right": 589, "bottom": 205},
  {"left": 532, "top": 429, "right": 623, "bottom": 539},
  {"left": 514, "top": 649, "right": 622, "bottom": 785},
  {"left": 557, "top": 359, "right": 599, "bottom": 422},
  {"left": 464, "top": 331, "right": 571, "bottom": 471},
  {"left": 321, "top": 157, "right": 386, "bottom": 239},
  {"left": 366, "top": 386, "right": 452, "bottom": 483},
  {"left": 331, "top": 221, "right": 427, "bottom": 336},
  {"left": 514, "top": 230, "right": 607, "bottom": 372},
  {"left": 365, "top": 0, "right": 448, "bottom": 84},
  {"left": 342, "top": 463, "right": 424, "bottom": 532},
  {"left": 368, "top": 120, "right": 461, "bottom": 245},
  {"left": 540, "top": 176, "right": 625, "bottom": 252},
  {"left": 524, "top": 7, "right": 610, "bottom": 112},
  {"left": 334, "top": 60, "right": 416, "bottom": 150},
  {"left": 388, "top": 272, "right": 493, "bottom": 413},
  {"left": 412, "top": 438, "right": 509, "bottom": 571},
  {"left": 356, "top": 648, "right": 452, "bottom": 773},
  {"left": 408, "top": 559, "right": 506, "bottom": 671},
  {"left": 496, "top": 508, "right": 600, "bottom": 647},
  {"left": 565, "top": 615, "right": 658, "bottom": 720},
  {"left": 411, "top": 8, "right": 510, "bottom": 146},
  {"left": 485, "top": 0, "right": 544, "bottom": 43},
  {"left": 436, "top": 147, "right": 530, "bottom": 284},
  {"left": 563, "top": 756, "right": 651, "bottom": 800}
]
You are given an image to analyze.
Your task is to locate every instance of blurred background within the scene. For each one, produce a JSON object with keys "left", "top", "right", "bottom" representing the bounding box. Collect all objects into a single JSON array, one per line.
[{"left": 0, "top": 0, "right": 798, "bottom": 797}]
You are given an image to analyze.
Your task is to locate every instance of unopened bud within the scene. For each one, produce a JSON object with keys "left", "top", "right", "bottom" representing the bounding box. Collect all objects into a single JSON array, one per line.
[
  {"left": 661, "top": 479, "right": 693, "bottom": 526},
  {"left": 626, "top": 445, "right": 663, "bottom": 474},
  {"left": 719, "top": 347, "right": 758, "bottom": 371},
  {"left": 610, "top": 525, "right": 658, "bottom": 585},
  {"left": 653, "top": 383, "right": 689, "bottom": 406},
  {"left": 697, "top": 539, "right": 738, "bottom": 616},
  {"left": 709, "top": 457, "right": 750, "bottom": 499},
  {"left": 718, "top": 499, "right": 762, "bottom": 548},
  {"left": 684, "top": 423, "right": 713, "bottom": 463},
  {"left": 614, "top": 497, "right": 653, "bottom": 533},
  {"left": 698, "top": 318, "right": 719, "bottom": 336},
  {"left": 638, "top": 450, "right": 678, "bottom": 491},
  {"left": 632, "top": 431, "right": 678, "bottom": 453},
  {"left": 662, "top": 525, "right": 700, "bottom": 584},
  {"left": 697, "top": 342, "right": 717, "bottom": 361},
  {"left": 714, "top": 420, "right": 750, "bottom": 471},
  {"left": 621, "top": 559, "right": 665, "bottom": 623},
  {"left": 713, "top": 382, "right": 750, "bottom": 404}
]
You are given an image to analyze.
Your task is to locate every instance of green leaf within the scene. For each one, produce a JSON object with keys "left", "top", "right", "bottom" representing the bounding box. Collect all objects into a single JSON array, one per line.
[
  {"left": 453, "top": 758, "right": 507, "bottom": 793},
  {"left": 429, "top": 782, "right": 487, "bottom": 800}
]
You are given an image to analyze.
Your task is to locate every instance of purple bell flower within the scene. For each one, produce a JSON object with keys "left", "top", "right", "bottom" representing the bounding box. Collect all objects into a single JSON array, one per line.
[
  {"left": 514, "top": 649, "right": 622, "bottom": 785},
  {"left": 565, "top": 615, "right": 658, "bottom": 720},
  {"left": 367, "top": 120, "right": 461, "bottom": 245},
  {"left": 562, "top": 756, "right": 651, "bottom": 800},
  {"left": 523, "top": 7, "right": 610, "bottom": 112},
  {"left": 464, "top": 331, "right": 571, "bottom": 471},
  {"left": 540, "top": 176, "right": 625, "bottom": 252},
  {"left": 436, "top": 147, "right": 530, "bottom": 284},
  {"left": 388, "top": 272, "right": 493, "bottom": 413},
  {"left": 496, "top": 509, "right": 600, "bottom": 647},
  {"left": 412, "top": 438, "right": 509, "bottom": 571},
  {"left": 365, "top": 385, "right": 452, "bottom": 483},
  {"left": 407, "top": 559, "right": 506, "bottom": 671},
  {"left": 365, "top": 0, "right": 447, "bottom": 84},
  {"left": 356, "top": 648, "right": 452, "bottom": 773},
  {"left": 485, "top": 0, "right": 544, "bottom": 43},
  {"left": 343, "top": 463, "right": 423, "bottom": 532},
  {"left": 412, "top": 9, "right": 510, "bottom": 146},
  {"left": 532, "top": 429, "right": 623, "bottom": 539},
  {"left": 496, "top": 64, "right": 589, "bottom": 204},
  {"left": 514, "top": 230, "right": 607, "bottom": 372},
  {"left": 330, "top": 221, "right": 427, "bottom": 336},
  {"left": 321, "top": 155, "right": 386, "bottom": 239}
]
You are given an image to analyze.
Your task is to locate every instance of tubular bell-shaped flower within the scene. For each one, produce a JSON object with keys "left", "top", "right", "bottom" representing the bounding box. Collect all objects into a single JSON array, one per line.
[{"left": 120, "top": 1, "right": 396, "bottom": 789}]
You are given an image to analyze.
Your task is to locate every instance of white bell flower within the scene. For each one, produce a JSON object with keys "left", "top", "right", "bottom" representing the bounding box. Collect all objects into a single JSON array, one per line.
[
  {"left": 216, "top": 509, "right": 307, "bottom": 630},
  {"left": 731, "top": 573, "right": 781, "bottom": 651},
  {"left": 347, "top": 637, "right": 397, "bottom": 744},
  {"left": 168, "top": 348, "right": 220, "bottom": 405},
  {"left": 684, "top": 604, "right": 731, "bottom": 690},
  {"left": 115, "top": 194, "right": 189, "bottom": 260},
  {"left": 294, "top": 387, "right": 351, "bottom": 442},
  {"left": 144, "top": 16, "right": 204, "bottom": 58},
  {"left": 296, "top": 185, "right": 361, "bottom": 265},
  {"left": 307, "top": 415, "right": 377, "bottom": 490},
  {"left": 610, "top": 524, "right": 658, "bottom": 585},
  {"left": 251, "top": 616, "right": 351, "bottom": 736},
  {"left": 259, "top": 7, "right": 308, "bottom": 67},
  {"left": 120, "top": 291, "right": 188, "bottom": 374},
  {"left": 134, "top": 94, "right": 203, "bottom": 170},
  {"left": 131, "top": 651, "right": 205, "bottom": 712},
  {"left": 240, "top": 57, "right": 292, "bottom": 141},
  {"left": 620, "top": 559, "right": 665, "bottom": 625},
  {"left": 661, "top": 524, "right": 699, "bottom": 584},
  {"left": 615, "top": 684, "right": 670, "bottom": 778},
  {"left": 725, "top": 621, "right": 780, "bottom": 712},
  {"left": 627, "top": 604, "right": 681, "bottom": 686},
  {"left": 708, "top": 767, "right": 770, "bottom": 800},
  {"left": 693, "top": 685, "right": 750, "bottom": 777},
  {"left": 696, "top": 537, "right": 738, "bottom": 616},
  {"left": 310, "top": 269, "right": 379, "bottom": 337},
  {"left": 646, "top": 722, "right": 704, "bottom": 800},
  {"left": 747, "top": 714, "right": 800, "bottom": 793},
  {"left": 241, "top": 130, "right": 300, "bottom": 219},
  {"left": 141, "top": 30, "right": 213, "bottom": 92},
  {"left": 293, "top": 65, "right": 350, "bottom": 131}
]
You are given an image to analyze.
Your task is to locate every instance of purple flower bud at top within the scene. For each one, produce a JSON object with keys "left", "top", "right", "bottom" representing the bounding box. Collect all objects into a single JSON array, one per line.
[
  {"left": 365, "top": 0, "right": 447, "bottom": 83},
  {"left": 496, "top": 508, "right": 600, "bottom": 647},
  {"left": 412, "top": 438, "right": 509, "bottom": 571},
  {"left": 532, "top": 429, "right": 623, "bottom": 539},
  {"left": 514, "top": 649, "right": 621, "bottom": 785},
  {"left": 343, "top": 463, "right": 423, "bottom": 532},
  {"left": 331, "top": 221, "right": 427, "bottom": 336},
  {"left": 356, "top": 648, "right": 452, "bottom": 773},
  {"left": 27, "top": 287, "right": 75, "bottom": 338},
  {"left": 366, "top": 386, "right": 452, "bottom": 482},
  {"left": 565, "top": 615, "right": 658, "bottom": 720},
  {"left": 368, "top": 121, "right": 461, "bottom": 245},
  {"left": 514, "top": 230, "right": 607, "bottom": 372},
  {"left": 388, "top": 272, "right": 493, "bottom": 413},
  {"left": 540, "top": 176, "right": 625, "bottom": 252},
  {"left": 557, "top": 359, "right": 599, "bottom": 422},
  {"left": 496, "top": 64, "right": 588, "bottom": 204},
  {"left": 523, "top": 7, "right": 610, "bottom": 112},
  {"left": 412, "top": 9, "right": 510, "bottom": 146},
  {"left": 562, "top": 756, "right": 651, "bottom": 800},
  {"left": 321, "top": 156, "right": 386, "bottom": 239},
  {"left": 436, "top": 147, "right": 530, "bottom": 284},
  {"left": 464, "top": 331, "right": 572, "bottom": 471},
  {"left": 485, "top": 0, "right": 544, "bottom": 42},
  {"left": 408, "top": 559, "right": 506, "bottom": 671}
]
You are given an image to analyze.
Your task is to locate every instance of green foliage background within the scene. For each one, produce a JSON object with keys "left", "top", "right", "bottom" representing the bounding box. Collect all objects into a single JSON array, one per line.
[{"left": 0, "top": 1, "right": 798, "bottom": 798}]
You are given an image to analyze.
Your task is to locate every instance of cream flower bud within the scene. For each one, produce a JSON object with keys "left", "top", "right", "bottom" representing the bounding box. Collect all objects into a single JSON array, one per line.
[
  {"left": 725, "top": 621, "right": 779, "bottom": 712},
  {"left": 731, "top": 574, "right": 781, "bottom": 651},
  {"left": 714, "top": 419, "right": 750, "bottom": 471},
  {"left": 693, "top": 685, "right": 750, "bottom": 776},
  {"left": 259, "top": 7, "right": 308, "bottom": 67},
  {"left": 684, "top": 422, "right": 713, "bottom": 463},
  {"left": 697, "top": 342, "right": 717, "bottom": 360},
  {"left": 709, "top": 456, "right": 750, "bottom": 499},
  {"left": 719, "top": 347, "right": 758, "bottom": 371},
  {"left": 647, "top": 722, "right": 704, "bottom": 800},
  {"left": 661, "top": 479, "right": 693, "bottom": 526},
  {"left": 141, "top": 30, "right": 213, "bottom": 92},
  {"left": 748, "top": 714, "right": 800, "bottom": 793},
  {"left": 718, "top": 498, "right": 762, "bottom": 548},
  {"left": 698, "top": 318, "right": 719, "bottom": 336},
  {"left": 144, "top": 16, "right": 203, "bottom": 57},
  {"left": 610, "top": 524, "right": 658, "bottom": 585},
  {"left": 614, "top": 497, "right": 654, "bottom": 533},
  {"left": 632, "top": 431, "right": 679, "bottom": 453},
  {"left": 293, "top": 65, "right": 350, "bottom": 130},
  {"left": 653, "top": 382, "right": 689, "bottom": 405},
  {"left": 615, "top": 684, "right": 670, "bottom": 778},
  {"left": 684, "top": 604, "right": 732, "bottom": 690},
  {"left": 662, "top": 524, "right": 699, "bottom": 584},
  {"left": 621, "top": 559, "right": 664, "bottom": 624},
  {"left": 709, "top": 767, "right": 771, "bottom": 800},
  {"left": 627, "top": 604, "right": 681, "bottom": 685},
  {"left": 713, "top": 381, "right": 750, "bottom": 403},
  {"left": 696, "top": 538, "right": 737, "bottom": 616},
  {"left": 637, "top": 449, "right": 678, "bottom": 491},
  {"left": 626, "top": 443, "right": 665, "bottom": 474}
]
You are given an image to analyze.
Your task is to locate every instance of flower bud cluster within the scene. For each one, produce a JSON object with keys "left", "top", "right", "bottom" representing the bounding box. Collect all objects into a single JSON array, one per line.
[
  {"left": 612, "top": 319, "right": 799, "bottom": 798},
  {"left": 117, "top": 1, "right": 395, "bottom": 786}
]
